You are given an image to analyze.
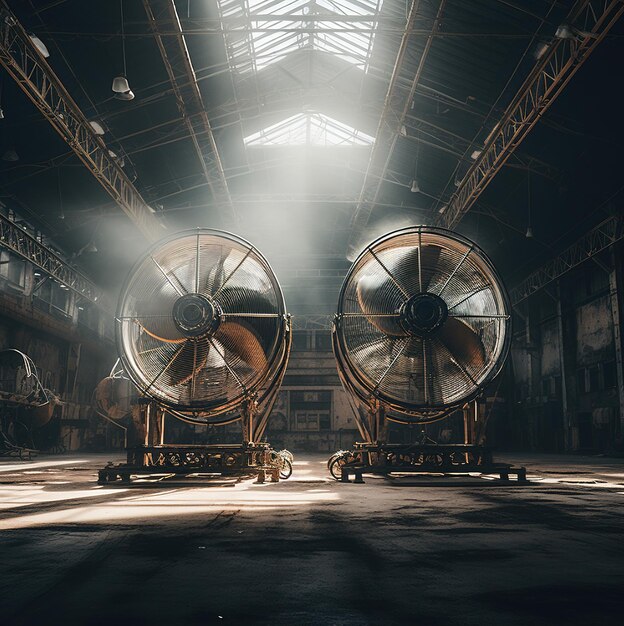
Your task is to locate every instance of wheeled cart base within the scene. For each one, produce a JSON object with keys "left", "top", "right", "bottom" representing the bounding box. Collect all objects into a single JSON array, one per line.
[
  {"left": 98, "top": 443, "right": 293, "bottom": 484},
  {"left": 328, "top": 443, "right": 526, "bottom": 483}
]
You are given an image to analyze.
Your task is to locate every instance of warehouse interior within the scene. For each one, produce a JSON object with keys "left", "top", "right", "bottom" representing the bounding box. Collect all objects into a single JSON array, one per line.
[{"left": 1, "top": 0, "right": 624, "bottom": 624}]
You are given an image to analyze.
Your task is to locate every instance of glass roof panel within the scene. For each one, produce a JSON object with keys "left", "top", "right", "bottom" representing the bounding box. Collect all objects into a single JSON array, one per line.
[
  {"left": 244, "top": 112, "right": 375, "bottom": 146},
  {"left": 217, "top": 0, "right": 384, "bottom": 73}
]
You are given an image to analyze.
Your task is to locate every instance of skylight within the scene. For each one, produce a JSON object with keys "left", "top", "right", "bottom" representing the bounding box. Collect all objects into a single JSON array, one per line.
[
  {"left": 244, "top": 112, "right": 375, "bottom": 146},
  {"left": 218, "top": 0, "right": 384, "bottom": 73}
]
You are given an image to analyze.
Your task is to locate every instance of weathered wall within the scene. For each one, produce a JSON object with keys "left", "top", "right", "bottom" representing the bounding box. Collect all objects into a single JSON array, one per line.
[
  {"left": 0, "top": 286, "right": 116, "bottom": 451},
  {"left": 510, "top": 245, "right": 623, "bottom": 453}
]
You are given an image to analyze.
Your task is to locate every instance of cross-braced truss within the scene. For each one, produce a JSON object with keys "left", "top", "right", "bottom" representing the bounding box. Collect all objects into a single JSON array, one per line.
[{"left": 217, "top": 0, "right": 384, "bottom": 73}]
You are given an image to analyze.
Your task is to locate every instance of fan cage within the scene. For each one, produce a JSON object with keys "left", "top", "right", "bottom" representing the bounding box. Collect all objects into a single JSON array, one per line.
[
  {"left": 334, "top": 226, "right": 511, "bottom": 422},
  {"left": 116, "top": 229, "right": 288, "bottom": 419}
]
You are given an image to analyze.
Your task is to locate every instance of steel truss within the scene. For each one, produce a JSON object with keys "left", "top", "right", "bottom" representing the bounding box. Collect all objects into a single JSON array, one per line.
[
  {"left": 510, "top": 214, "right": 624, "bottom": 305},
  {"left": 346, "top": 0, "right": 445, "bottom": 258},
  {"left": 0, "top": 2, "right": 163, "bottom": 243},
  {"left": 143, "top": 0, "right": 237, "bottom": 225},
  {"left": 436, "top": 0, "right": 624, "bottom": 229},
  {"left": 291, "top": 314, "right": 334, "bottom": 330},
  {"left": 0, "top": 214, "right": 103, "bottom": 305}
]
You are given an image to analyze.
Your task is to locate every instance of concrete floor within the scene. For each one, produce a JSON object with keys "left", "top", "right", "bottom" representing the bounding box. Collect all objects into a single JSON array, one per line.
[{"left": 1, "top": 452, "right": 623, "bottom": 625}]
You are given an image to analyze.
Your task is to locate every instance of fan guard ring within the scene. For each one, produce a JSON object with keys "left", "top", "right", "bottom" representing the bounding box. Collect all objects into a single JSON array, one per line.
[
  {"left": 334, "top": 226, "right": 511, "bottom": 423},
  {"left": 116, "top": 228, "right": 288, "bottom": 419}
]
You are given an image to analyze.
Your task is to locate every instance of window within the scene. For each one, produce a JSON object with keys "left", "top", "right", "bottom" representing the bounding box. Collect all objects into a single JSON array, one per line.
[
  {"left": 290, "top": 390, "right": 332, "bottom": 430},
  {"left": 218, "top": 0, "right": 384, "bottom": 73},
  {"left": 294, "top": 410, "right": 320, "bottom": 430},
  {"left": 244, "top": 112, "right": 374, "bottom": 147},
  {"left": 0, "top": 251, "right": 26, "bottom": 288},
  {"left": 576, "top": 369, "right": 587, "bottom": 394},
  {"left": 34, "top": 278, "right": 71, "bottom": 315},
  {"left": 293, "top": 410, "right": 331, "bottom": 431}
]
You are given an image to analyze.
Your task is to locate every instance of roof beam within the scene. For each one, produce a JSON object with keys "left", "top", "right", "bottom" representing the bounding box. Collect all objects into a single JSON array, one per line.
[
  {"left": 0, "top": 1, "right": 164, "bottom": 243},
  {"left": 436, "top": 0, "right": 624, "bottom": 230},
  {"left": 0, "top": 213, "right": 104, "bottom": 306},
  {"left": 346, "top": 0, "right": 446, "bottom": 258},
  {"left": 143, "top": 0, "right": 237, "bottom": 225},
  {"left": 509, "top": 214, "right": 624, "bottom": 305}
]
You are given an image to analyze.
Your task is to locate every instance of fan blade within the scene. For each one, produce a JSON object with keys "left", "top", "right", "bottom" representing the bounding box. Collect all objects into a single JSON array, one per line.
[
  {"left": 356, "top": 273, "right": 407, "bottom": 337},
  {"left": 166, "top": 339, "right": 210, "bottom": 386},
  {"left": 420, "top": 244, "right": 442, "bottom": 291},
  {"left": 134, "top": 300, "right": 184, "bottom": 343},
  {"left": 438, "top": 318, "right": 485, "bottom": 371},
  {"left": 216, "top": 287, "right": 275, "bottom": 316},
  {"left": 215, "top": 286, "right": 278, "bottom": 353},
  {"left": 216, "top": 321, "right": 268, "bottom": 372},
  {"left": 356, "top": 245, "right": 443, "bottom": 335}
]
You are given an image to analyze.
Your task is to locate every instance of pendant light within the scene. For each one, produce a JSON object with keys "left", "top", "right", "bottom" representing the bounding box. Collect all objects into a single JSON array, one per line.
[{"left": 112, "top": 0, "right": 134, "bottom": 100}]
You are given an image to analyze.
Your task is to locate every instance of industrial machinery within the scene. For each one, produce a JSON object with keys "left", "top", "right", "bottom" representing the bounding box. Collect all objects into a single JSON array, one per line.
[
  {"left": 329, "top": 226, "right": 523, "bottom": 481},
  {"left": 0, "top": 348, "right": 53, "bottom": 457},
  {"left": 97, "top": 229, "right": 293, "bottom": 483}
]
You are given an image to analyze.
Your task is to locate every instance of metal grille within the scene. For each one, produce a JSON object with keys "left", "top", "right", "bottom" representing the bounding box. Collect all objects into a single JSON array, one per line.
[
  {"left": 335, "top": 227, "right": 511, "bottom": 413},
  {"left": 116, "top": 230, "right": 287, "bottom": 413}
]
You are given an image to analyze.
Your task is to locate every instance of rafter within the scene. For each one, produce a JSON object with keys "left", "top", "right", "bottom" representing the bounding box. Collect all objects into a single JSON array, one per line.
[
  {"left": 436, "top": 0, "right": 624, "bottom": 229},
  {"left": 510, "top": 214, "right": 624, "bottom": 305},
  {"left": 0, "top": 1, "right": 163, "bottom": 243},
  {"left": 0, "top": 214, "right": 104, "bottom": 306},
  {"left": 346, "top": 0, "right": 445, "bottom": 259},
  {"left": 143, "top": 0, "right": 237, "bottom": 225}
]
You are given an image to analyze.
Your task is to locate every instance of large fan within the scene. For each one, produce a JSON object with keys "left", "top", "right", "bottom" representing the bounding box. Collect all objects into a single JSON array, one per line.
[
  {"left": 334, "top": 226, "right": 511, "bottom": 424},
  {"left": 116, "top": 229, "right": 289, "bottom": 421}
]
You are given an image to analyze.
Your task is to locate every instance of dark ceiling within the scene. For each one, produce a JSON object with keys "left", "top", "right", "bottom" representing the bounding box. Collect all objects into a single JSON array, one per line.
[{"left": 1, "top": 0, "right": 623, "bottom": 314}]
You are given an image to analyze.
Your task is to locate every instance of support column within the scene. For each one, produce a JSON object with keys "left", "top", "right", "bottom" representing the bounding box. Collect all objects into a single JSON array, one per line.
[
  {"left": 556, "top": 282, "right": 570, "bottom": 451},
  {"left": 609, "top": 245, "right": 624, "bottom": 441}
]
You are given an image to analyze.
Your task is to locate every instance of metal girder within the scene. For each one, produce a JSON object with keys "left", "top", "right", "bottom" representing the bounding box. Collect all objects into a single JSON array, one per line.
[
  {"left": 291, "top": 314, "right": 334, "bottom": 331},
  {"left": 436, "top": 0, "right": 624, "bottom": 229},
  {"left": 143, "top": 0, "right": 237, "bottom": 225},
  {"left": 0, "top": 2, "right": 163, "bottom": 243},
  {"left": 509, "top": 214, "right": 624, "bottom": 305},
  {"left": 0, "top": 214, "right": 104, "bottom": 305},
  {"left": 346, "top": 0, "right": 445, "bottom": 259}
]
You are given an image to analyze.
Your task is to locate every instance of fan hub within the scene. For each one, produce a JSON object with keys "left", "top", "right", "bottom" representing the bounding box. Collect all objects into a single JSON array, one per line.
[
  {"left": 173, "top": 294, "right": 220, "bottom": 337},
  {"left": 400, "top": 293, "right": 448, "bottom": 337}
]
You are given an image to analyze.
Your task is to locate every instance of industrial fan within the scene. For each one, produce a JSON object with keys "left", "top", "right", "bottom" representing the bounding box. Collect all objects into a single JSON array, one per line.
[
  {"left": 97, "top": 229, "right": 292, "bottom": 483},
  {"left": 329, "top": 226, "right": 518, "bottom": 481}
]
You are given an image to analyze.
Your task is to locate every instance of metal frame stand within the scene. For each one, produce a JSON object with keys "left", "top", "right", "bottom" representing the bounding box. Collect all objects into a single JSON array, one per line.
[
  {"left": 328, "top": 400, "right": 526, "bottom": 483},
  {"left": 98, "top": 399, "right": 291, "bottom": 484}
]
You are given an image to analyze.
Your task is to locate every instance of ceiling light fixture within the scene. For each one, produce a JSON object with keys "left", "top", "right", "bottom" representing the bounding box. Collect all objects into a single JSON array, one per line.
[
  {"left": 89, "top": 121, "right": 105, "bottom": 135},
  {"left": 108, "top": 149, "right": 125, "bottom": 168},
  {"left": 534, "top": 41, "right": 550, "bottom": 60},
  {"left": 29, "top": 33, "right": 50, "bottom": 58},
  {"left": 555, "top": 24, "right": 574, "bottom": 40},
  {"left": 112, "top": 1, "right": 134, "bottom": 100},
  {"left": 555, "top": 23, "right": 597, "bottom": 41}
]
